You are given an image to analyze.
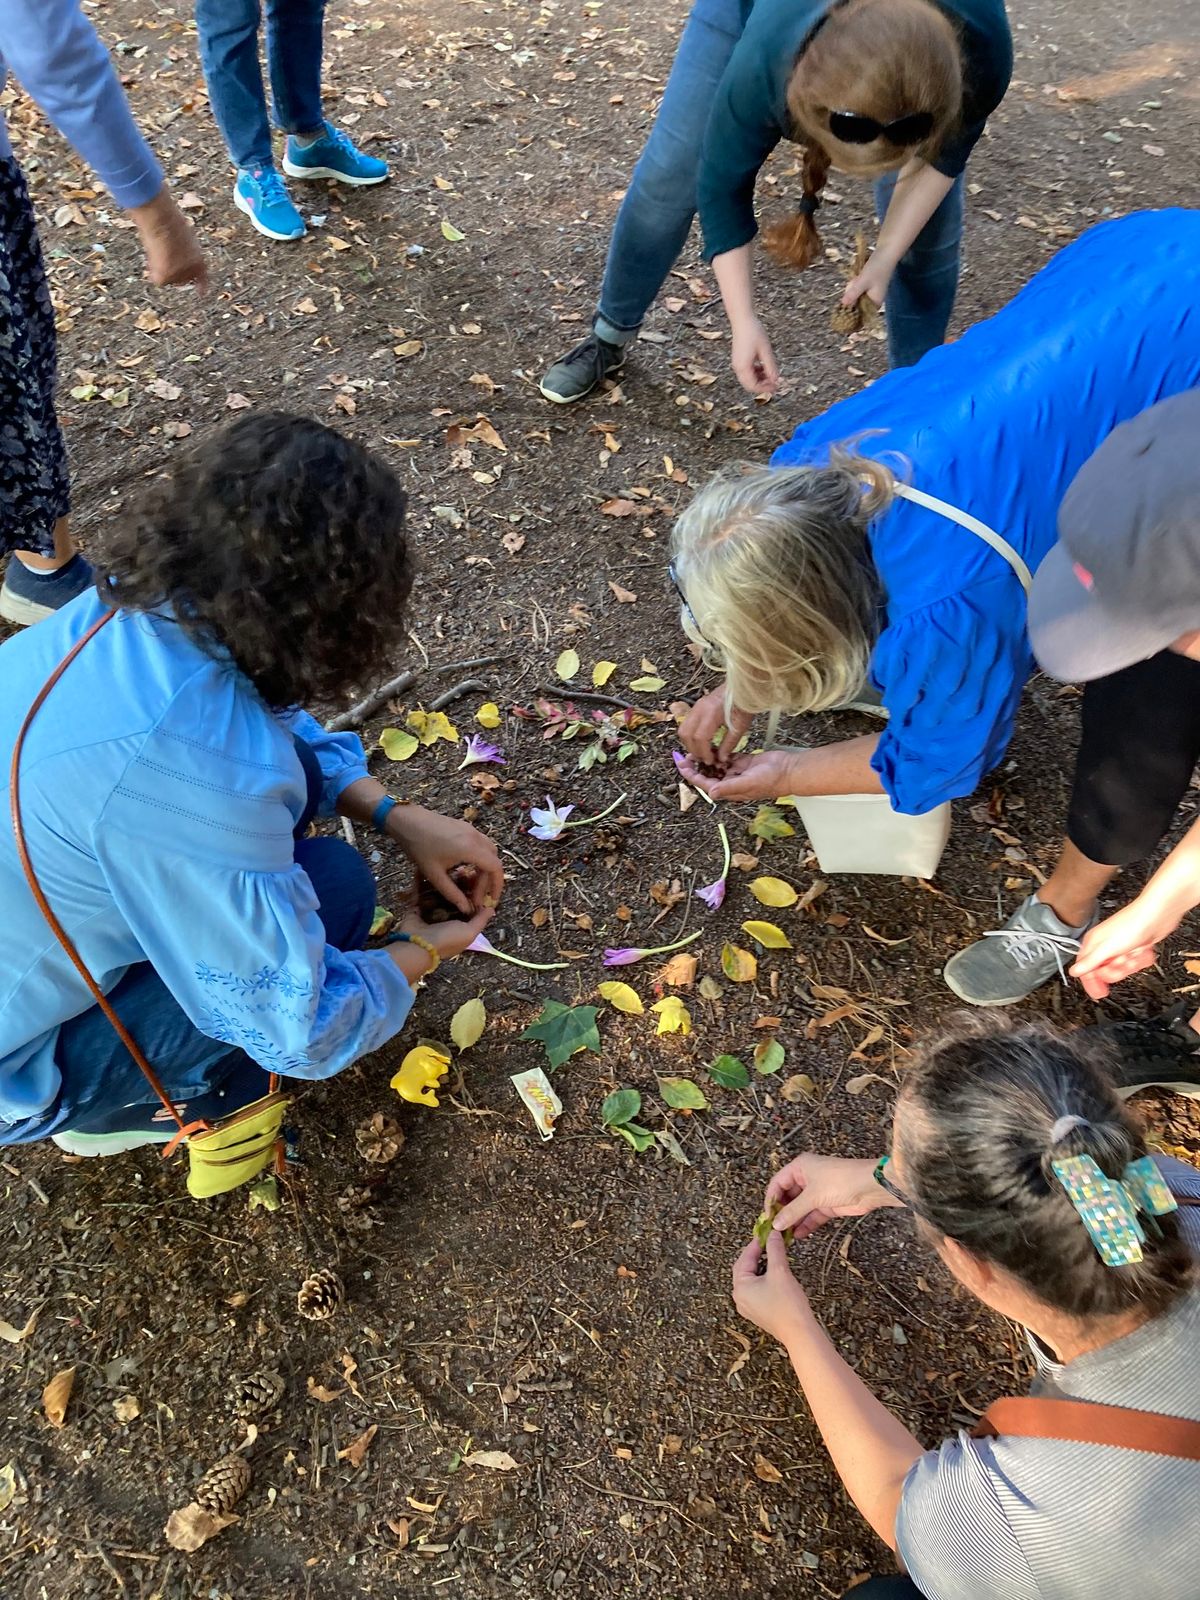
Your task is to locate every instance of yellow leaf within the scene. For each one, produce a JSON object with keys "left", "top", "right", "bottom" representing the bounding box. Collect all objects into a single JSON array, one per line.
[
  {"left": 441, "top": 218, "right": 465, "bottom": 242},
  {"left": 629, "top": 676, "right": 666, "bottom": 693},
  {"left": 391, "top": 1044, "right": 452, "bottom": 1107},
  {"left": 749, "top": 876, "right": 798, "bottom": 908},
  {"left": 592, "top": 660, "right": 618, "bottom": 688},
  {"left": 450, "top": 998, "right": 486, "bottom": 1050},
  {"left": 42, "top": 1367, "right": 75, "bottom": 1429},
  {"left": 476, "top": 702, "right": 502, "bottom": 729},
  {"left": 721, "top": 943, "right": 758, "bottom": 983},
  {"left": 380, "top": 726, "right": 420, "bottom": 761},
  {"left": 597, "top": 981, "right": 644, "bottom": 1015},
  {"left": 370, "top": 906, "right": 394, "bottom": 938},
  {"left": 406, "top": 709, "right": 459, "bottom": 746},
  {"left": 741, "top": 920, "right": 792, "bottom": 950},
  {"left": 650, "top": 996, "right": 692, "bottom": 1036},
  {"left": 555, "top": 648, "right": 580, "bottom": 682}
]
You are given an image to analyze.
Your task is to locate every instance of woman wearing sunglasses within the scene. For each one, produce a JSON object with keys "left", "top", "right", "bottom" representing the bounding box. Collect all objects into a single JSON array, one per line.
[
  {"left": 540, "top": 0, "right": 1011, "bottom": 404},
  {"left": 734, "top": 1015, "right": 1200, "bottom": 1598}
]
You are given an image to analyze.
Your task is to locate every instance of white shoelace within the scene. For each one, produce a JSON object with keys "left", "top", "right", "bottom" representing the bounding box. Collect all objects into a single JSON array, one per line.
[{"left": 982, "top": 926, "right": 1082, "bottom": 983}]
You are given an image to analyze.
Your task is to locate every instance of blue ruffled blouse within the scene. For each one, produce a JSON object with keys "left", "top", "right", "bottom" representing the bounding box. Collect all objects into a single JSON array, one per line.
[{"left": 771, "top": 209, "right": 1200, "bottom": 815}]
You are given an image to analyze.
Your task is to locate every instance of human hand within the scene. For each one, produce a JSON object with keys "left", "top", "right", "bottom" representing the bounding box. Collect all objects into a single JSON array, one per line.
[
  {"left": 731, "top": 1231, "right": 813, "bottom": 1345},
  {"left": 766, "top": 1153, "right": 893, "bottom": 1241},
  {"left": 388, "top": 806, "right": 505, "bottom": 913},
  {"left": 130, "top": 188, "right": 207, "bottom": 290},
  {"left": 1071, "top": 896, "right": 1178, "bottom": 1000},
  {"left": 396, "top": 900, "right": 496, "bottom": 964},
  {"left": 676, "top": 748, "right": 798, "bottom": 803},
  {"left": 729, "top": 316, "right": 779, "bottom": 396},
  {"left": 677, "top": 686, "right": 752, "bottom": 766},
  {"left": 841, "top": 250, "right": 893, "bottom": 313}
]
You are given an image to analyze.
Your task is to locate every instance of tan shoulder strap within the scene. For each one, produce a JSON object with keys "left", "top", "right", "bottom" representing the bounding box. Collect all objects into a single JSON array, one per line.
[
  {"left": 973, "top": 1396, "right": 1200, "bottom": 1461},
  {"left": 892, "top": 482, "right": 1035, "bottom": 595}
]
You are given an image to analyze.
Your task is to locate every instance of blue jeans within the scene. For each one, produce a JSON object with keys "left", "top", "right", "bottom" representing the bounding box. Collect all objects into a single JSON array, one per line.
[
  {"left": 594, "top": 0, "right": 963, "bottom": 370},
  {"left": 195, "top": 0, "right": 327, "bottom": 171},
  {"left": 1, "top": 741, "right": 376, "bottom": 1142}
]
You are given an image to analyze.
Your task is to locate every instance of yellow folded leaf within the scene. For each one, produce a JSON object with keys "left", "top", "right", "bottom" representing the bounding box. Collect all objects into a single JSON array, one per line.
[
  {"left": 629, "top": 675, "right": 666, "bottom": 693},
  {"left": 406, "top": 709, "right": 459, "bottom": 746},
  {"left": 597, "top": 980, "right": 644, "bottom": 1015},
  {"left": 592, "top": 660, "right": 618, "bottom": 687},
  {"left": 721, "top": 943, "right": 758, "bottom": 983},
  {"left": 741, "top": 920, "right": 792, "bottom": 950},
  {"left": 476, "top": 702, "right": 502, "bottom": 729},
  {"left": 749, "top": 875, "right": 798, "bottom": 908},
  {"left": 450, "top": 998, "right": 486, "bottom": 1050},
  {"left": 650, "top": 995, "right": 692, "bottom": 1035},
  {"left": 441, "top": 218, "right": 465, "bottom": 242},
  {"left": 379, "top": 726, "right": 419, "bottom": 761},
  {"left": 555, "top": 648, "right": 581, "bottom": 682}
]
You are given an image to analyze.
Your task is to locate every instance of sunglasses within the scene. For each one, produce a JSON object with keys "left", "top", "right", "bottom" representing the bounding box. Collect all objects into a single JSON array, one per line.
[
  {"left": 873, "top": 1153, "right": 939, "bottom": 1230},
  {"left": 828, "top": 109, "right": 935, "bottom": 147}
]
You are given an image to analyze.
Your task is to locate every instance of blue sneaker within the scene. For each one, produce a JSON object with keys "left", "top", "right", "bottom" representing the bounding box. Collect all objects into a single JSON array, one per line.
[
  {"left": 234, "top": 166, "right": 306, "bottom": 241},
  {"left": 282, "top": 122, "right": 389, "bottom": 187}
]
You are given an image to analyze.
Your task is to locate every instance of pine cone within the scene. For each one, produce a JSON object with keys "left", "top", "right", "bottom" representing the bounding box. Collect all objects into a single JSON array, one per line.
[
  {"left": 230, "top": 1369, "right": 285, "bottom": 1419},
  {"left": 195, "top": 1453, "right": 251, "bottom": 1515},
  {"left": 830, "top": 300, "right": 861, "bottom": 334},
  {"left": 297, "top": 1267, "right": 343, "bottom": 1321},
  {"left": 355, "top": 1113, "right": 405, "bottom": 1165}
]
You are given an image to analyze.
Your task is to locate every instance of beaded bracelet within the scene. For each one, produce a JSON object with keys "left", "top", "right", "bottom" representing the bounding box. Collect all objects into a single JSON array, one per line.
[{"left": 385, "top": 930, "right": 441, "bottom": 975}]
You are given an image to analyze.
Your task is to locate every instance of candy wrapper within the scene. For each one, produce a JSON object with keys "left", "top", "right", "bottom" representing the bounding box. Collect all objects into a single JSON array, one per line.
[{"left": 511, "top": 1067, "right": 562, "bottom": 1141}]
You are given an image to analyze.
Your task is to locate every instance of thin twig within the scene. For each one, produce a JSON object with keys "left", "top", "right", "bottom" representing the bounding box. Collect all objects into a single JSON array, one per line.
[
  {"left": 325, "top": 654, "right": 511, "bottom": 732},
  {"left": 570, "top": 1477, "right": 718, "bottom": 1540},
  {"left": 428, "top": 677, "right": 487, "bottom": 712},
  {"left": 535, "top": 684, "right": 636, "bottom": 711}
]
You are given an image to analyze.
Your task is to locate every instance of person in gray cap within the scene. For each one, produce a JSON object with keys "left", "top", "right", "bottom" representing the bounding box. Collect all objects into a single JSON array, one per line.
[{"left": 945, "top": 390, "right": 1200, "bottom": 1097}]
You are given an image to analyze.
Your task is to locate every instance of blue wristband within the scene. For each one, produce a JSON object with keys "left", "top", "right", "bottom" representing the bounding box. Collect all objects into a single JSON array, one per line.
[{"left": 371, "top": 796, "right": 399, "bottom": 834}]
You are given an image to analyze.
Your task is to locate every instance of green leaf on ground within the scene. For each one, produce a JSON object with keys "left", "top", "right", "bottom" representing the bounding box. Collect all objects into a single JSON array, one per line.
[
  {"left": 753, "top": 1039, "right": 785, "bottom": 1076},
  {"left": 708, "top": 1055, "right": 750, "bottom": 1090},
  {"left": 612, "top": 1121, "right": 656, "bottom": 1152},
  {"left": 521, "top": 1001, "right": 601, "bottom": 1071},
  {"left": 658, "top": 1077, "right": 708, "bottom": 1111},
  {"left": 748, "top": 804, "right": 795, "bottom": 841},
  {"left": 602, "top": 1088, "right": 642, "bottom": 1127}
]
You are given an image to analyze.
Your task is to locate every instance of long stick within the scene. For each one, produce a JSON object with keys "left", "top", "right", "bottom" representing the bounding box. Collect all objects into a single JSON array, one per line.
[
  {"left": 326, "top": 654, "right": 511, "bottom": 732},
  {"left": 535, "top": 683, "right": 635, "bottom": 711}
]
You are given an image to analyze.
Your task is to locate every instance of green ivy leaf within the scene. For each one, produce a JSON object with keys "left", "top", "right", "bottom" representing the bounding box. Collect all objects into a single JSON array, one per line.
[
  {"left": 658, "top": 1077, "right": 708, "bottom": 1111},
  {"left": 753, "top": 1039, "right": 785, "bottom": 1076},
  {"left": 708, "top": 1055, "right": 750, "bottom": 1090},
  {"left": 612, "top": 1121, "right": 655, "bottom": 1152},
  {"left": 601, "top": 1087, "right": 642, "bottom": 1127},
  {"left": 521, "top": 1001, "right": 602, "bottom": 1071}
]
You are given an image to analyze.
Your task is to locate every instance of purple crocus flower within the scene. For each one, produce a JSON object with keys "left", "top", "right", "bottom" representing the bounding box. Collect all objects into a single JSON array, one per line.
[
  {"left": 693, "top": 823, "right": 730, "bottom": 913},
  {"left": 602, "top": 930, "right": 704, "bottom": 968},
  {"left": 458, "top": 734, "right": 505, "bottom": 770},
  {"left": 528, "top": 796, "right": 575, "bottom": 840}
]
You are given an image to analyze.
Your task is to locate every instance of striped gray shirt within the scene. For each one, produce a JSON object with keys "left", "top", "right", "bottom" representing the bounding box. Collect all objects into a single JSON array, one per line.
[{"left": 896, "top": 1156, "right": 1200, "bottom": 1600}]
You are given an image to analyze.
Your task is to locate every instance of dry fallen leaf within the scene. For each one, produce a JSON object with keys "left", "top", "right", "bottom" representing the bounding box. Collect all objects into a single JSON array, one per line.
[
  {"left": 658, "top": 951, "right": 697, "bottom": 988},
  {"left": 0, "top": 1309, "right": 38, "bottom": 1344},
  {"left": 725, "top": 1326, "right": 751, "bottom": 1379},
  {"left": 845, "top": 1072, "right": 888, "bottom": 1096},
  {"left": 293, "top": 296, "right": 318, "bottom": 315},
  {"left": 608, "top": 580, "right": 637, "bottom": 604},
  {"left": 463, "top": 1449, "right": 519, "bottom": 1471},
  {"left": 42, "top": 1367, "right": 75, "bottom": 1428},
  {"left": 600, "top": 498, "right": 638, "bottom": 517},
  {"left": 112, "top": 1395, "right": 141, "bottom": 1424},
  {"left": 337, "top": 1423, "right": 378, "bottom": 1469},
  {"left": 754, "top": 1452, "right": 783, "bottom": 1484},
  {"left": 225, "top": 392, "right": 252, "bottom": 410},
  {"left": 781, "top": 1073, "right": 817, "bottom": 1103},
  {"left": 306, "top": 1377, "right": 344, "bottom": 1403},
  {"left": 164, "top": 1503, "right": 238, "bottom": 1552}
]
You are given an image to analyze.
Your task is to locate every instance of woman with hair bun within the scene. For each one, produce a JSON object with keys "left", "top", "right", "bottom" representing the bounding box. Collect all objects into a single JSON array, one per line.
[
  {"left": 540, "top": 0, "right": 1011, "bottom": 403},
  {"left": 734, "top": 1015, "right": 1200, "bottom": 1597},
  {"left": 671, "top": 210, "right": 1200, "bottom": 821}
]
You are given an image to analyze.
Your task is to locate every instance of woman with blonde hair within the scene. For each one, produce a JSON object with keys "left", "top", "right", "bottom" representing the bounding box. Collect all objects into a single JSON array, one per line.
[
  {"left": 540, "top": 0, "right": 1011, "bottom": 404},
  {"left": 673, "top": 210, "right": 1200, "bottom": 821}
]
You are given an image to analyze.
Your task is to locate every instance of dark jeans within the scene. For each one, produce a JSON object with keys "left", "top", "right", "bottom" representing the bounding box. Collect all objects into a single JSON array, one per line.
[
  {"left": 12, "top": 740, "right": 375, "bottom": 1141},
  {"left": 843, "top": 1580, "right": 923, "bottom": 1599},
  {"left": 1068, "top": 649, "right": 1200, "bottom": 866},
  {"left": 195, "top": 0, "right": 327, "bottom": 171},
  {"left": 594, "top": 0, "right": 963, "bottom": 370}
]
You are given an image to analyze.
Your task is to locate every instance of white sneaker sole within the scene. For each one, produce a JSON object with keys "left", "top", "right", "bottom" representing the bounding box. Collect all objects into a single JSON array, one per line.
[
  {"left": 281, "top": 156, "right": 389, "bottom": 186},
  {"left": 0, "top": 584, "right": 54, "bottom": 626},
  {"left": 234, "top": 187, "right": 306, "bottom": 241},
  {"left": 52, "top": 1128, "right": 174, "bottom": 1157}
]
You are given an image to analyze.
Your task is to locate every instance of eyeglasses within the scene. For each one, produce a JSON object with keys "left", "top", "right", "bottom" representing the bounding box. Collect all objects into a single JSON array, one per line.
[
  {"left": 828, "top": 109, "right": 935, "bottom": 147},
  {"left": 668, "top": 557, "right": 707, "bottom": 644},
  {"left": 873, "top": 1153, "right": 911, "bottom": 1208}
]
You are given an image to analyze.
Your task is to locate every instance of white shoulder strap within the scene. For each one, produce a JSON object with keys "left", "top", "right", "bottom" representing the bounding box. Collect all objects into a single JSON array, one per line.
[{"left": 893, "top": 482, "right": 1033, "bottom": 595}]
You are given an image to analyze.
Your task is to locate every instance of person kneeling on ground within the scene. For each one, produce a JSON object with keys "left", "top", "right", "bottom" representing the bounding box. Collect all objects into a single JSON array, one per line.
[
  {"left": 734, "top": 1015, "right": 1200, "bottom": 1599},
  {"left": 0, "top": 413, "right": 503, "bottom": 1157}
]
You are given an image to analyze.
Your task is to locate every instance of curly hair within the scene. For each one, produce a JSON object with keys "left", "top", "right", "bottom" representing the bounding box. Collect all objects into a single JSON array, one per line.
[{"left": 93, "top": 412, "right": 414, "bottom": 709}]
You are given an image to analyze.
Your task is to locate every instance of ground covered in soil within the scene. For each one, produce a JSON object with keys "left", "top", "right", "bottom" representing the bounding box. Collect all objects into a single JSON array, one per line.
[{"left": 2, "top": 1, "right": 1200, "bottom": 1596}]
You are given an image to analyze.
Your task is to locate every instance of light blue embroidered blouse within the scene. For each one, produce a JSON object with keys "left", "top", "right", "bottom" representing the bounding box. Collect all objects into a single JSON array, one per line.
[{"left": 0, "top": 590, "right": 414, "bottom": 1127}]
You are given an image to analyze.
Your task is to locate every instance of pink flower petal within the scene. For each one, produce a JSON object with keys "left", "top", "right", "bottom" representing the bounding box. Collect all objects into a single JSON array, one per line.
[{"left": 602, "top": 946, "right": 645, "bottom": 967}]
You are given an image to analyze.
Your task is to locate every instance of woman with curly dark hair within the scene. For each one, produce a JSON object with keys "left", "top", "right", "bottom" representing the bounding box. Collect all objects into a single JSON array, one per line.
[{"left": 0, "top": 412, "right": 503, "bottom": 1165}]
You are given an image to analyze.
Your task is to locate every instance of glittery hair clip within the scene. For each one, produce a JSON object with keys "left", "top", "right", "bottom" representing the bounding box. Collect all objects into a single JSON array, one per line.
[
  {"left": 1051, "top": 1153, "right": 1147, "bottom": 1267},
  {"left": 1122, "top": 1155, "right": 1180, "bottom": 1221}
]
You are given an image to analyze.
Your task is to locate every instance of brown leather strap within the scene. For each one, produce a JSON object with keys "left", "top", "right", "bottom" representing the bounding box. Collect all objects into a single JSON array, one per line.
[
  {"left": 973, "top": 1396, "right": 1200, "bottom": 1460},
  {"left": 10, "top": 610, "right": 205, "bottom": 1139}
]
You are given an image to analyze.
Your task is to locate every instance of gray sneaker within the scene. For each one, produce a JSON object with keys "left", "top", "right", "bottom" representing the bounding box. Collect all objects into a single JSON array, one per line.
[
  {"left": 943, "top": 894, "right": 1097, "bottom": 1007},
  {"left": 539, "top": 333, "right": 626, "bottom": 404}
]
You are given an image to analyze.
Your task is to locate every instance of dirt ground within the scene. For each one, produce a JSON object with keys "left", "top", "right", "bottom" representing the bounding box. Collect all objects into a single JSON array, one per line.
[{"left": 3, "top": 0, "right": 1200, "bottom": 1596}]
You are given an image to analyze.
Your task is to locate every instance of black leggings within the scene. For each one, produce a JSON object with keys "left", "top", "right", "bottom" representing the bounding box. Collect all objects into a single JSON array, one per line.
[
  {"left": 841, "top": 1579, "right": 922, "bottom": 1598},
  {"left": 1068, "top": 649, "right": 1200, "bottom": 866}
]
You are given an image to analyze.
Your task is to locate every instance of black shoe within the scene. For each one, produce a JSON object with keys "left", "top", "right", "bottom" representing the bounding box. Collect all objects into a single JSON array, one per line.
[
  {"left": 539, "top": 333, "right": 626, "bottom": 403},
  {"left": 1083, "top": 1003, "right": 1200, "bottom": 1100}
]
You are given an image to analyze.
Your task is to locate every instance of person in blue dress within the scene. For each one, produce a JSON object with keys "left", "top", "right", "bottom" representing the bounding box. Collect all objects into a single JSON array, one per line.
[
  {"left": 0, "top": 413, "right": 503, "bottom": 1158},
  {"left": 672, "top": 211, "right": 1200, "bottom": 946}
]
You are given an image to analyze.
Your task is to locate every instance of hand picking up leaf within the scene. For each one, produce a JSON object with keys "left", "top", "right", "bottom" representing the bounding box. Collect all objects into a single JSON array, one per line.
[
  {"left": 753, "top": 1202, "right": 781, "bottom": 1250},
  {"left": 391, "top": 1043, "right": 452, "bottom": 1106}
]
